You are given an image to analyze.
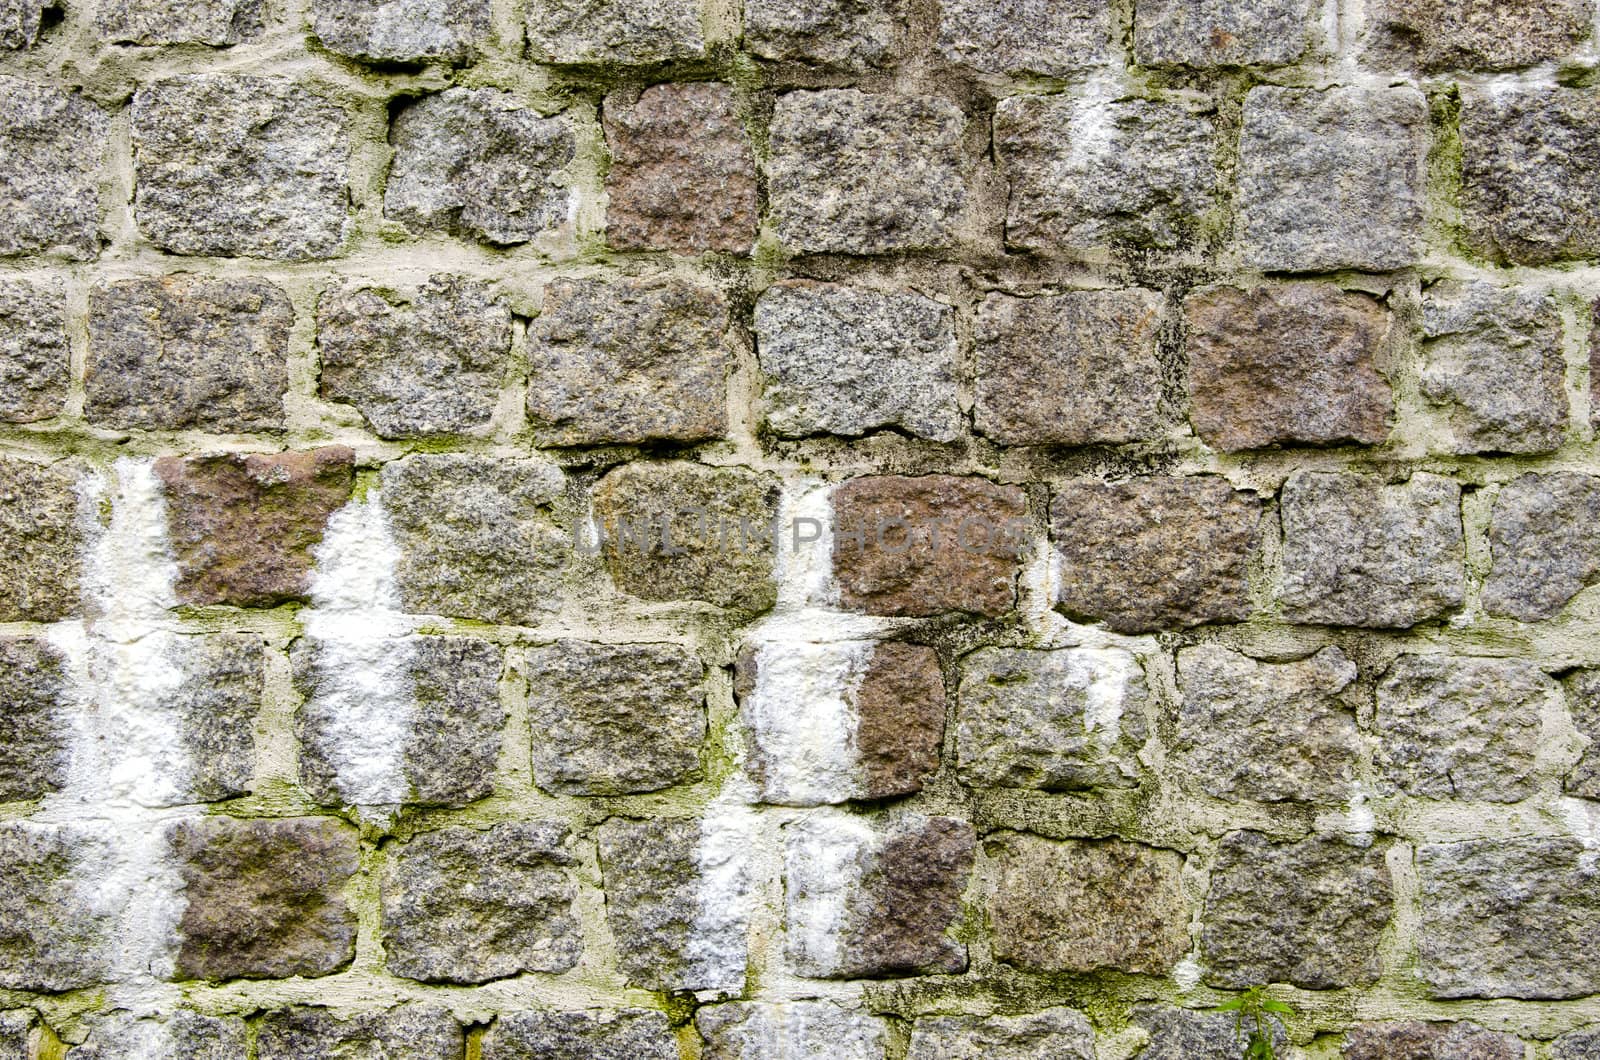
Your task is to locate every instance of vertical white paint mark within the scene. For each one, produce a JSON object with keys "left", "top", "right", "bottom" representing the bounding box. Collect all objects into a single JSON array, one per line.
[
  {"left": 686, "top": 781, "right": 760, "bottom": 992},
  {"left": 1560, "top": 796, "right": 1600, "bottom": 872},
  {"left": 81, "top": 458, "right": 179, "bottom": 636},
  {"left": 783, "top": 810, "right": 874, "bottom": 977},
  {"left": 743, "top": 640, "right": 871, "bottom": 805},
  {"left": 1080, "top": 648, "right": 1134, "bottom": 750},
  {"left": 1173, "top": 954, "right": 1203, "bottom": 991}
]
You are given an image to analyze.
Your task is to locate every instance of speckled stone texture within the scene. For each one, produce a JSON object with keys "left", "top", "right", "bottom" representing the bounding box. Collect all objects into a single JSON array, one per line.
[
  {"left": 746, "top": 0, "right": 905, "bottom": 69},
  {"left": 482, "top": 1010, "right": 676, "bottom": 1060},
  {"left": 0, "top": 824, "right": 111, "bottom": 991},
  {"left": 98, "top": 0, "right": 262, "bottom": 44},
  {"left": 310, "top": 0, "right": 489, "bottom": 61},
  {"left": 1563, "top": 669, "right": 1600, "bottom": 798},
  {"left": 0, "top": 637, "right": 68, "bottom": 803},
  {"left": 697, "top": 1001, "right": 888, "bottom": 1060},
  {"left": 1132, "top": 1005, "right": 1285, "bottom": 1060},
  {"left": 1, "top": 0, "right": 53, "bottom": 47},
  {"left": 1483, "top": 472, "right": 1600, "bottom": 621},
  {"left": 149, "top": 632, "right": 266, "bottom": 803},
  {"left": 0, "top": 279, "right": 68, "bottom": 423},
  {"left": 75, "top": 1011, "right": 251, "bottom": 1060},
  {"left": 937, "top": 0, "right": 1111, "bottom": 76},
  {"left": 0, "top": 456, "right": 82, "bottom": 622},
  {"left": 1363, "top": 0, "right": 1593, "bottom": 70},
  {"left": 908, "top": 1010, "right": 1097, "bottom": 1060},
  {"left": 1135, "top": 0, "right": 1317, "bottom": 67},
  {"left": 0, "top": 78, "right": 107, "bottom": 259},
  {"left": 0, "top": 1011, "right": 33, "bottom": 1060},
  {"left": 257, "top": 1007, "right": 463, "bottom": 1060},
  {"left": 1555, "top": 1026, "right": 1600, "bottom": 1059},
  {"left": 526, "top": 0, "right": 704, "bottom": 64},
  {"left": 1342, "top": 1021, "right": 1524, "bottom": 1060}
]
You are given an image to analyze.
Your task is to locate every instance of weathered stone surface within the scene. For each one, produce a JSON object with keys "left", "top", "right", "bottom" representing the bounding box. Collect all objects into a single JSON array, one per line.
[
  {"left": 1135, "top": 0, "right": 1317, "bottom": 67},
  {"left": 1185, "top": 284, "right": 1392, "bottom": 451},
  {"left": 785, "top": 813, "right": 974, "bottom": 978},
  {"left": 318, "top": 275, "right": 507, "bottom": 439},
  {"left": 1460, "top": 87, "right": 1600, "bottom": 265},
  {"left": 169, "top": 816, "right": 359, "bottom": 981},
  {"left": 1052, "top": 476, "right": 1260, "bottom": 633},
  {"left": 483, "top": 1010, "right": 675, "bottom": 1060},
  {"left": 74, "top": 1011, "right": 249, "bottom": 1060},
  {"left": 833, "top": 475, "right": 1027, "bottom": 619},
  {"left": 957, "top": 647, "right": 1147, "bottom": 792},
  {"left": 1419, "top": 837, "right": 1600, "bottom": 998},
  {"left": 0, "top": 78, "right": 107, "bottom": 259},
  {"left": 383, "top": 454, "right": 567, "bottom": 624},
  {"left": 133, "top": 76, "right": 348, "bottom": 260},
  {"left": 1484, "top": 473, "right": 1600, "bottom": 622},
  {"left": 0, "top": 457, "right": 82, "bottom": 622},
  {"left": 746, "top": 0, "right": 904, "bottom": 69},
  {"left": 593, "top": 461, "right": 779, "bottom": 611},
  {"left": 381, "top": 823, "right": 581, "bottom": 983},
  {"left": 1175, "top": 646, "right": 1361, "bottom": 804},
  {"left": 143, "top": 633, "right": 265, "bottom": 803},
  {"left": 1342, "top": 1021, "right": 1524, "bottom": 1060},
  {"left": 0, "top": 638, "right": 68, "bottom": 803},
  {"left": 937, "top": 0, "right": 1111, "bottom": 77},
  {"left": 0, "top": 823, "right": 110, "bottom": 991},
  {"left": 755, "top": 281, "right": 960, "bottom": 442},
  {"left": 1375, "top": 655, "right": 1552, "bottom": 802},
  {"left": 1238, "top": 85, "right": 1427, "bottom": 271},
  {"left": 296, "top": 636, "right": 504, "bottom": 807},
  {"left": 1556, "top": 1026, "right": 1600, "bottom": 1059},
  {"left": 98, "top": 0, "right": 262, "bottom": 44},
  {"left": 258, "top": 1007, "right": 462, "bottom": 1060},
  {"left": 87, "top": 276, "right": 291, "bottom": 432},
  {"left": 0, "top": 1011, "right": 31, "bottom": 1060},
  {"left": 769, "top": 90, "right": 966, "bottom": 255},
  {"left": 990, "top": 833, "right": 1188, "bottom": 975},
  {"left": 908, "top": 1010, "right": 1096, "bottom": 1060},
  {"left": 1132, "top": 1005, "right": 1284, "bottom": 1060},
  {"left": 604, "top": 83, "right": 757, "bottom": 254},
  {"left": 1, "top": 0, "right": 52, "bottom": 47},
  {"left": 385, "top": 88, "right": 573, "bottom": 246},
  {"left": 1202, "top": 831, "right": 1392, "bottom": 989},
  {"left": 853, "top": 642, "right": 946, "bottom": 799},
  {"left": 1564, "top": 669, "right": 1600, "bottom": 798},
  {"left": 527, "top": 276, "right": 730, "bottom": 446},
  {"left": 156, "top": 448, "right": 353, "bottom": 608},
  {"left": 1364, "top": 0, "right": 1592, "bottom": 70},
  {"left": 0, "top": 279, "right": 68, "bottom": 423},
  {"left": 997, "top": 94, "right": 1218, "bottom": 254},
  {"left": 1420, "top": 281, "right": 1566, "bottom": 454},
  {"left": 975, "top": 289, "right": 1164, "bottom": 446},
  {"left": 526, "top": 640, "right": 704, "bottom": 796},
  {"left": 526, "top": 0, "right": 703, "bottom": 64},
  {"left": 311, "top": 0, "right": 487, "bottom": 61},
  {"left": 698, "top": 1001, "right": 887, "bottom": 1060},
  {"left": 1278, "top": 472, "right": 1465, "bottom": 628}
]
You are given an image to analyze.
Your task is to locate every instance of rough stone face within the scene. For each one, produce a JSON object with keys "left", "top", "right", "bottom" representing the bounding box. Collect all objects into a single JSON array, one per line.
[
  {"left": 1051, "top": 476, "right": 1260, "bottom": 633},
  {"left": 86, "top": 276, "right": 292, "bottom": 432},
  {"left": 74, "top": 1011, "right": 250, "bottom": 1060},
  {"left": 1238, "top": 85, "right": 1427, "bottom": 271},
  {"left": 149, "top": 633, "right": 265, "bottom": 803},
  {"left": 832, "top": 475, "right": 1027, "bottom": 618},
  {"left": 957, "top": 646, "right": 1148, "bottom": 791},
  {"left": 296, "top": 636, "right": 505, "bottom": 807},
  {"left": 527, "top": 276, "right": 730, "bottom": 446},
  {"left": 1185, "top": 284, "right": 1392, "bottom": 451},
  {"left": 2, "top": 0, "right": 52, "bottom": 47},
  {"left": 0, "top": 457, "right": 82, "bottom": 622},
  {"left": 1363, "top": 0, "right": 1592, "bottom": 70},
  {"left": 746, "top": 0, "right": 904, "bottom": 69},
  {"left": 0, "top": 823, "right": 110, "bottom": 991},
  {"left": 156, "top": 447, "right": 354, "bottom": 608},
  {"left": 937, "top": 0, "right": 1112, "bottom": 77},
  {"left": 317, "top": 275, "right": 508, "bottom": 439},
  {"left": 974, "top": 289, "right": 1165, "bottom": 446},
  {"left": 0, "top": 78, "right": 108, "bottom": 259},
  {"left": 852, "top": 642, "right": 947, "bottom": 799},
  {"left": 997, "top": 94, "right": 1218, "bottom": 254},
  {"left": 310, "top": 0, "right": 488, "bottom": 61},
  {"left": 383, "top": 454, "right": 567, "bottom": 624},
  {"left": 1564, "top": 669, "right": 1600, "bottom": 798},
  {"left": 769, "top": 90, "right": 967, "bottom": 255},
  {"left": 385, "top": 88, "right": 574, "bottom": 246},
  {"left": 526, "top": 0, "right": 704, "bottom": 64},
  {"left": 98, "top": 0, "right": 262, "bottom": 44},
  {"left": 169, "top": 816, "right": 360, "bottom": 981},
  {"left": 1342, "top": 1021, "right": 1524, "bottom": 1060},
  {"left": 908, "top": 1010, "right": 1096, "bottom": 1060},
  {"left": 593, "top": 461, "right": 779, "bottom": 612},
  {"left": 257, "top": 1007, "right": 463, "bottom": 1060},
  {"left": 1202, "top": 831, "right": 1392, "bottom": 989},
  {"left": 1175, "top": 646, "right": 1361, "bottom": 804},
  {"left": 1460, "top": 87, "right": 1600, "bottom": 265},
  {"left": 698, "top": 1001, "right": 888, "bottom": 1060},
  {"left": 604, "top": 83, "right": 757, "bottom": 255},
  {"left": 1556, "top": 1026, "right": 1600, "bottom": 1059},
  {"left": 1418, "top": 838, "right": 1600, "bottom": 998},
  {"left": 990, "top": 833, "right": 1189, "bottom": 975},
  {"left": 483, "top": 1010, "right": 676, "bottom": 1060},
  {"left": 0, "top": 637, "right": 68, "bottom": 803},
  {"left": 381, "top": 823, "right": 581, "bottom": 983},
  {"left": 1135, "top": 0, "right": 1317, "bottom": 67},
  {"left": 525, "top": 640, "right": 705, "bottom": 796},
  {"left": 0, "top": 279, "right": 68, "bottom": 423},
  {"left": 1484, "top": 473, "right": 1600, "bottom": 622},
  {"left": 1419, "top": 281, "right": 1566, "bottom": 454},
  {"left": 1132, "top": 1005, "right": 1284, "bottom": 1060},
  {"left": 1375, "top": 655, "right": 1553, "bottom": 803},
  {"left": 1278, "top": 472, "right": 1465, "bottom": 628},
  {"left": 0, "top": 1011, "right": 32, "bottom": 1060},
  {"left": 755, "top": 281, "right": 960, "bottom": 442},
  {"left": 133, "top": 76, "right": 348, "bottom": 260},
  {"left": 785, "top": 813, "right": 974, "bottom": 978}
]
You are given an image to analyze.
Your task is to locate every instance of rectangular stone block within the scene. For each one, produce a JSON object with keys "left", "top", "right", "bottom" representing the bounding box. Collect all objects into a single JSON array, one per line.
[
  {"left": 1565, "top": 669, "right": 1600, "bottom": 798},
  {"left": 938, "top": 0, "right": 1111, "bottom": 77},
  {"left": 1362, "top": 0, "right": 1592, "bottom": 70},
  {"left": 0, "top": 637, "right": 68, "bottom": 803},
  {"left": 1342, "top": 1021, "right": 1524, "bottom": 1060},
  {"left": 0, "top": 823, "right": 112, "bottom": 991},
  {"left": 1556, "top": 1026, "right": 1600, "bottom": 1059},
  {"left": 133, "top": 76, "right": 349, "bottom": 260},
  {"left": 258, "top": 1007, "right": 463, "bottom": 1060},
  {"left": 1484, "top": 472, "right": 1600, "bottom": 622},
  {"left": 75, "top": 1011, "right": 249, "bottom": 1060},
  {"left": 1135, "top": 0, "right": 1317, "bottom": 67},
  {"left": 98, "top": 0, "right": 263, "bottom": 44},
  {"left": 1132, "top": 1005, "right": 1285, "bottom": 1060},
  {"left": 527, "top": 0, "right": 704, "bottom": 63},
  {"left": 908, "top": 1010, "right": 1096, "bottom": 1060},
  {"left": 698, "top": 1001, "right": 888, "bottom": 1060},
  {"left": 1238, "top": 85, "right": 1427, "bottom": 271},
  {"left": 88, "top": 275, "right": 292, "bottom": 432},
  {"left": 746, "top": 0, "right": 903, "bottom": 69},
  {"left": 0, "top": 278, "right": 68, "bottom": 423},
  {"left": 0, "top": 77, "right": 107, "bottom": 259},
  {"left": 483, "top": 1011, "right": 676, "bottom": 1060},
  {"left": 310, "top": 0, "right": 488, "bottom": 61},
  {"left": 0, "top": 456, "right": 82, "bottom": 622},
  {"left": 975, "top": 289, "right": 1165, "bottom": 445},
  {"left": 769, "top": 90, "right": 967, "bottom": 255}
]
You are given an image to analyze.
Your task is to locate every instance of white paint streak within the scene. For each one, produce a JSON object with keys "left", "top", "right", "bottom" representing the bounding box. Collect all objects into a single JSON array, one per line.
[
  {"left": 686, "top": 782, "right": 760, "bottom": 992},
  {"left": 744, "top": 640, "right": 871, "bottom": 806},
  {"left": 783, "top": 810, "right": 874, "bottom": 977},
  {"left": 1561, "top": 797, "right": 1600, "bottom": 871},
  {"left": 81, "top": 459, "right": 179, "bottom": 638},
  {"left": 1080, "top": 647, "right": 1135, "bottom": 749},
  {"left": 1173, "top": 954, "right": 1203, "bottom": 992}
]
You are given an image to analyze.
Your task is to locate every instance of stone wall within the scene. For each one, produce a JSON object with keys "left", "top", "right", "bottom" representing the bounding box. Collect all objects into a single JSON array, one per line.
[{"left": 3, "top": 0, "right": 1600, "bottom": 1056}]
